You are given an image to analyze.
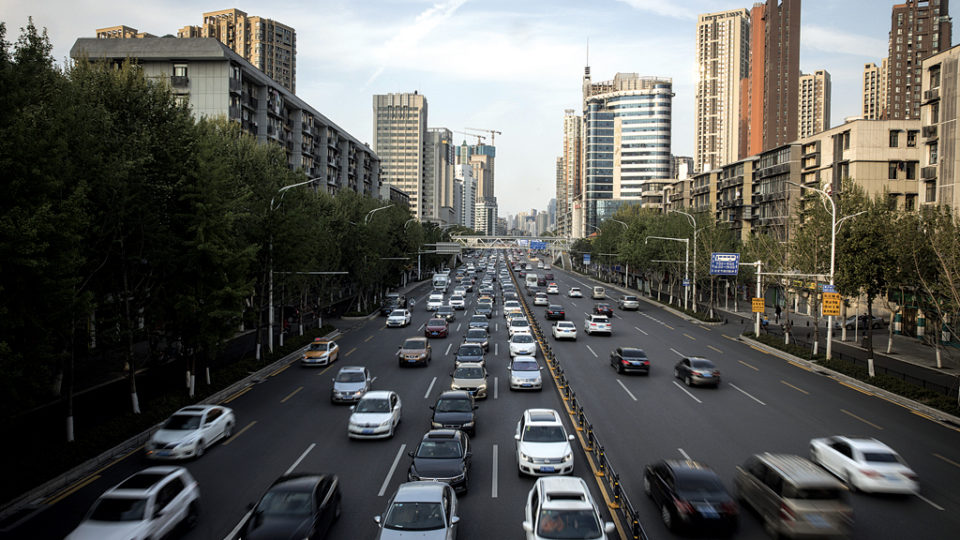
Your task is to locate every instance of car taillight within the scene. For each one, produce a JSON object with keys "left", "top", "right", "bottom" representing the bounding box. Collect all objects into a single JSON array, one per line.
[
  {"left": 691, "top": 371, "right": 702, "bottom": 376},
  {"left": 674, "top": 498, "right": 694, "bottom": 515},
  {"left": 860, "top": 469, "right": 883, "bottom": 478},
  {"left": 720, "top": 502, "right": 739, "bottom": 515},
  {"left": 904, "top": 472, "right": 919, "bottom": 481},
  {"left": 779, "top": 503, "right": 797, "bottom": 522},
  {"left": 621, "top": 359, "right": 630, "bottom": 364},
  {"left": 642, "top": 361, "right": 650, "bottom": 365}
]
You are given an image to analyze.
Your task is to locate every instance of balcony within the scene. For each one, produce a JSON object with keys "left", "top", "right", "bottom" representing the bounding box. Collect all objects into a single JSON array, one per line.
[
  {"left": 923, "top": 88, "right": 940, "bottom": 103},
  {"left": 170, "top": 76, "right": 189, "bottom": 88},
  {"left": 229, "top": 78, "right": 241, "bottom": 95},
  {"left": 922, "top": 125, "right": 938, "bottom": 138},
  {"left": 228, "top": 105, "right": 241, "bottom": 119},
  {"left": 921, "top": 166, "right": 937, "bottom": 180}
]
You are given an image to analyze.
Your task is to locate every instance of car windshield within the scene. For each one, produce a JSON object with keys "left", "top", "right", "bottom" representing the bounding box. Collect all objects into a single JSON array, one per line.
[
  {"left": 402, "top": 339, "right": 425, "bottom": 349},
  {"left": 459, "top": 346, "right": 483, "bottom": 356},
  {"left": 690, "top": 359, "right": 716, "bottom": 369},
  {"left": 416, "top": 440, "right": 463, "bottom": 459},
  {"left": 536, "top": 509, "right": 602, "bottom": 539},
  {"left": 557, "top": 322, "right": 574, "bottom": 328},
  {"left": 356, "top": 398, "right": 390, "bottom": 413},
  {"left": 622, "top": 350, "right": 646, "bottom": 359},
  {"left": 336, "top": 371, "right": 366, "bottom": 383},
  {"left": 511, "top": 319, "right": 528, "bottom": 327},
  {"left": 436, "top": 398, "right": 472, "bottom": 412},
  {"left": 624, "top": 296, "right": 637, "bottom": 301},
  {"left": 255, "top": 490, "right": 312, "bottom": 516},
  {"left": 88, "top": 496, "right": 147, "bottom": 522},
  {"left": 471, "top": 316, "right": 487, "bottom": 323},
  {"left": 513, "top": 334, "right": 534, "bottom": 343},
  {"left": 677, "top": 474, "right": 727, "bottom": 499},
  {"left": 467, "top": 330, "right": 486, "bottom": 339},
  {"left": 163, "top": 414, "right": 201, "bottom": 430},
  {"left": 863, "top": 452, "right": 901, "bottom": 463},
  {"left": 389, "top": 310, "right": 405, "bottom": 317},
  {"left": 512, "top": 360, "right": 539, "bottom": 371},
  {"left": 454, "top": 367, "right": 484, "bottom": 379},
  {"left": 383, "top": 502, "right": 445, "bottom": 531},
  {"left": 428, "top": 319, "right": 446, "bottom": 326},
  {"left": 783, "top": 486, "right": 844, "bottom": 500},
  {"left": 523, "top": 425, "right": 566, "bottom": 442}
]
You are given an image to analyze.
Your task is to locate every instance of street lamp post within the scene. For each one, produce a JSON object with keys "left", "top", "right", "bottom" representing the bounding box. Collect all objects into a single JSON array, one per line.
[
  {"left": 669, "top": 210, "right": 699, "bottom": 313},
  {"left": 646, "top": 236, "right": 690, "bottom": 310},
  {"left": 606, "top": 219, "right": 629, "bottom": 287},
  {"left": 365, "top": 204, "right": 391, "bottom": 224}
]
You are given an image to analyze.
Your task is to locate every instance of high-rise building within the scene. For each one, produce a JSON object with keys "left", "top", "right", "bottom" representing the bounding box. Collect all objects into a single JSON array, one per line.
[
  {"left": 373, "top": 92, "right": 428, "bottom": 219},
  {"left": 557, "top": 109, "right": 583, "bottom": 237},
  {"left": 739, "top": 0, "right": 801, "bottom": 158},
  {"left": 474, "top": 197, "right": 498, "bottom": 235},
  {"left": 671, "top": 156, "right": 695, "bottom": 180},
  {"left": 582, "top": 70, "right": 674, "bottom": 232},
  {"left": 921, "top": 43, "right": 960, "bottom": 211},
  {"left": 455, "top": 164, "right": 477, "bottom": 229},
  {"left": 424, "top": 128, "right": 456, "bottom": 224},
  {"left": 862, "top": 60, "right": 889, "bottom": 119},
  {"left": 886, "top": 0, "right": 952, "bottom": 121},
  {"left": 456, "top": 143, "right": 496, "bottom": 198},
  {"left": 798, "top": 70, "right": 831, "bottom": 138},
  {"left": 695, "top": 9, "right": 750, "bottom": 173}
]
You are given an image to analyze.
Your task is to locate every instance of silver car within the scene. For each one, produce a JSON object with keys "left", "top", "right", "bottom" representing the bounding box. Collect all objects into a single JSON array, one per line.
[
  {"left": 375, "top": 481, "right": 459, "bottom": 539},
  {"left": 331, "top": 366, "right": 373, "bottom": 403},
  {"left": 508, "top": 357, "right": 543, "bottom": 391}
]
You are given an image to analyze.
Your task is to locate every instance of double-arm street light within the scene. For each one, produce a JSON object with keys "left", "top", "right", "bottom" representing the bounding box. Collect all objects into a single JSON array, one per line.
[
  {"left": 668, "top": 209, "right": 701, "bottom": 312},
  {"left": 646, "top": 235, "right": 690, "bottom": 310}
]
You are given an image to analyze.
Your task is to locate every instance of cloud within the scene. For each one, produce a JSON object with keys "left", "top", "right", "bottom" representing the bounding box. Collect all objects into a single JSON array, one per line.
[
  {"left": 615, "top": 0, "right": 700, "bottom": 20},
  {"left": 801, "top": 25, "right": 888, "bottom": 58}
]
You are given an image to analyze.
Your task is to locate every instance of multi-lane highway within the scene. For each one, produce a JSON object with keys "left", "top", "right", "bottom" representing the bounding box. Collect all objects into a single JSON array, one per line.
[{"left": 9, "top": 251, "right": 960, "bottom": 540}]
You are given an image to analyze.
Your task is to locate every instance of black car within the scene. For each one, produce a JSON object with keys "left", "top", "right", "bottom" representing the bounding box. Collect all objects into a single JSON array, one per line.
[
  {"left": 526, "top": 285, "right": 540, "bottom": 296},
  {"left": 435, "top": 306, "right": 456, "bottom": 322},
  {"left": 408, "top": 430, "right": 472, "bottom": 493},
  {"left": 610, "top": 347, "right": 650, "bottom": 375},
  {"left": 545, "top": 305, "right": 566, "bottom": 320},
  {"left": 643, "top": 460, "right": 738, "bottom": 533},
  {"left": 380, "top": 299, "right": 402, "bottom": 316},
  {"left": 463, "top": 328, "right": 490, "bottom": 351},
  {"left": 430, "top": 391, "right": 477, "bottom": 435},
  {"left": 503, "top": 291, "right": 519, "bottom": 302},
  {"left": 455, "top": 343, "right": 485, "bottom": 366},
  {"left": 474, "top": 303, "right": 493, "bottom": 319},
  {"left": 594, "top": 303, "right": 614, "bottom": 316},
  {"left": 243, "top": 473, "right": 341, "bottom": 540}
]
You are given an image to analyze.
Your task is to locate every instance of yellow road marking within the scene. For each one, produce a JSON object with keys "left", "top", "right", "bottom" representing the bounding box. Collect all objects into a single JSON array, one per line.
[
  {"left": 912, "top": 410, "right": 935, "bottom": 421},
  {"left": 840, "top": 408, "right": 884, "bottom": 430},
  {"left": 664, "top": 323, "right": 674, "bottom": 330},
  {"left": 787, "top": 360, "right": 813, "bottom": 372},
  {"left": 933, "top": 453, "right": 960, "bottom": 470},
  {"left": 46, "top": 475, "right": 101, "bottom": 505},
  {"left": 708, "top": 345, "right": 723, "bottom": 354},
  {"left": 221, "top": 386, "right": 252, "bottom": 404},
  {"left": 364, "top": 335, "right": 374, "bottom": 342},
  {"left": 223, "top": 420, "right": 257, "bottom": 445},
  {"left": 683, "top": 333, "right": 696, "bottom": 341},
  {"left": 722, "top": 334, "right": 737, "bottom": 341},
  {"left": 750, "top": 345, "right": 771, "bottom": 355},
  {"left": 345, "top": 347, "right": 357, "bottom": 357},
  {"left": 780, "top": 380, "right": 809, "bottom": 395},
  {"left": 270, "top": 364, "right": 290, "bottom": 377},
  {"left": 316, "top": 365, "right": 335, "bottom": 376},
  {"left": 281, "top": 386, "right": 304, "bottom": 403},
  {"left": 739, "top": 360, "right": 759, "bottom": 371},
  {"left": 836, "top": 380, "right": 873, "bottom": 396}
]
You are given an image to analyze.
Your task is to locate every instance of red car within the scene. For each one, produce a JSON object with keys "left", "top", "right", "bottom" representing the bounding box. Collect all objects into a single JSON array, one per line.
[
  {"left": 424, "top": 318, "right": 449, "bottom": 338},
  {"left": 594, "top": 303, "right": 614, "bottom": 316}
]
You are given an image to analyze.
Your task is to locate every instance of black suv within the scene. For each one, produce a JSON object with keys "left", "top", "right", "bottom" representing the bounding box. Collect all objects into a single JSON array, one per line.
[
  {"left": 430, "top": 391, "right": 477, "bottom": 435},
  {"left": 407, "top": 430, "right": 472, "bottom": 493}
]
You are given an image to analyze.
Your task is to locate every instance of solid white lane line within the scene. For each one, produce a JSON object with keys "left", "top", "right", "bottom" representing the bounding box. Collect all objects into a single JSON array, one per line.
[
  {"left": 492, "top": 444, "right": 499, "bottom": 498},
  {"left": 678, "top": 448, "right": 692, "bottom": 460},
  {"left": 586, "top": 345, "right": 598, "bottom": 358},
  {"left": 570, "top": 301, "right": 578, "bottom": 307},
  {"left": 494, "top": 377, "right": 499, "bottom": 399},
  {"left": 616, "top": 380, "right": 637, "bottom": 401},
  {"left": 730, "top": 383, "right": 767, "bottom": 405},
  {"left": 224, "top": 511, "right": 252, "bottom": 540},
  {"left": 670, "top": 348, "right": 686, "bottom": 357},
  {"left": 424, "top": 376, "right": 437, "bottom": 399},
  {"left": 456, "top": 323, "right": 462, "bottom": 332},
  {"left": 634, "top": 326, "right": 649, "bottom": 335},
  {"left": 286, "top": 443, "right": 316, "bottom": 474},
  {"left": 444, "top": 343, "right": 452, "bottom": 355},
  {"left": 613, "top": 313, "right": 623, "bottom": 319},
  {"left": 917, "top": 493, "right": 945, "bottom": 511},
  {"left": 378, "top": 444, "right": 407, "bottom": 496},
  {"left": 672, "top": 381, "right": 703, "bottom": 404}
]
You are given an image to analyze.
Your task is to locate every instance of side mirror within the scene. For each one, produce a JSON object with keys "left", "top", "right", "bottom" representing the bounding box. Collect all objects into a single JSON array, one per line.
[
  {"left": 451, "top": 516, "right": 461, "bottom": 525},
  {"left": 429, "top": 405, "right": 435, "bottom": 410},
  {"left": 522, "top": 521, "right": 533, "bottom": 532},
  {"left": 514, "top": 433, "right": 520, "bottom": 441},
  {"left": 349, "top": 405, "right": 355, "bottom": 411},
  {"left": 153, "top": 510, "right": 164, "bottom": 520},
  {"left": 604, "top": 522, "right": 616, "bottom": 533},
  {"left": 374, "top": 515, "right": 381, "bottom": 524},
  {"left": 568, "top": 434, "right": 575, "bottom": 441},
  {"left": 473, "top": 405, "right": 479, "bottom": 410},
  {"left": 408, "top": 451, "right": 415, "bottom": 458},
  {"left": 465, "top": 452, "right": 472, "bottom": 458}
]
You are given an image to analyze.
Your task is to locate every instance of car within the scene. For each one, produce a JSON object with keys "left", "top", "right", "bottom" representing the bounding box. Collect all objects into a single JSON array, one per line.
[
  {"left": 537, "top": 261, "right": 544, "bottom": 269},
  {"left": 407, "top": 430, "right": 472, "bottom": 494},
  {"left": 398, "top": 337, "right": 431, "bottom": 367},
  {"left": 386, "top": 292, "right": 407, "bottom": 308},
  {"left": 242, "top": 474, "right": 342, "bottom": 540},
  {"left": 610, "top": 348, "right": 650, "bottom": 375},
  {"left": 426, "top": 293, "right": 444, "bottom": 311},
  {"left": 435, "top": 305, "right": 456, "bottom": 322},
  {"left": 449, "top": 295, "right": 466, "bottom": 310},
  {"left": 617, "top": 295, "right": 640, "bottom": 310},
  {"left": 534, "top": 293, "right": 550, "bottom": 306},
  {"left": 508, "top": 357, "right": 543, "bottom": 391},
  {"left": 545, "top": 305, "right": 565, "bottom": 320},
  {"left": 146, "top": 405, "right": 235, "bottom": 460},
  {"left": 381, "top": 298, "right": 404, "bottom": 316},
  {"left": 331, "top": 366, "right": 374, "bottom": 404},
  {"left": 66, "top": 466, "right": 200, "bottom": 540},
  {"left": 643, "top": 460, "right": 738, "bottom": 533},
  {"left": 568, "top": 287, "right": 583, "bottom": 298},
  {"left": 302, "top": 338, "right": 340, "bottom": 366},
  {"left": 583, "top": 315, "right": 611, "bottom": 336},
  {"left": 463, "top": 328, "right": 490, "bottom": 351},
  {"left": 475, "top": 302, "right": 493, "bottom": 318},
  {"left": 450, "top": 362, "right": 488, "bottom": 399},
  {"left": 552, "top": 321, "right": 578, "bottom": 340},
  {"left": 375, "top": 481, "right": 459, "bottom": 539},
  {"left": 455, "top": 343, "right": 486, "bottom": 366},
  {"left": 523, "top": 476, "right": 615, "bottom": 540},
  {"left": 503, "top": 300, "right": 523, "bottom": 317},
  {"left": 674, "top": 357, "right": 720, "bottom": 387},
  {"left": 592, "top": 286, "right": 605, "bottom": 299},
  {"left": 430, "top": 391, "right": 477, "bottom": 435},
  {"left": 527, "top": 285, "right": 541, "bottom": 297},
  {"left": 835, "top": 314, "right": 886, "bottom": 330},
  {"left": 509, "top": 332, "right": 538, "bottom": 358},
  {"left": 515, "top": 408, "right": 575, "bottom": 476},
  {"left": 468, "top": 314, "right": 490, "bottom": 332},
  {"left": 503, "top": 291, "right": 519, "bottom": 302},
  {"left": 508, "top": 317, "right": 532, "bottom": 337},
  {"left": 809, "top": 436, "right": 919, "bottom": 493},
  {"left": 425, "top": 318, "right": 449, "bottom": 338},
  {"left": 452, "top": 287, "right": 467, "bottom": 297},
  {"left": 546, "top": 283, "right": 559, "bottom": 295},
  {"left": 348, "top": 391, "right": 402, "bottom": 439},
  {"left": 478, "top": 293, "right": 495, "bottom": 305},
  {"left": 387, "top": 309, "right": 412, "bottom": 328},
  {"left": 593, "top": 303, "right": 613, "bottom": 316}
]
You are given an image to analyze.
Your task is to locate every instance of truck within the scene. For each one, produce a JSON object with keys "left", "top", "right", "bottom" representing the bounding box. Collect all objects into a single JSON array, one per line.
[{"left": 432, "top": 274, "right": 449, "bottom": 292}]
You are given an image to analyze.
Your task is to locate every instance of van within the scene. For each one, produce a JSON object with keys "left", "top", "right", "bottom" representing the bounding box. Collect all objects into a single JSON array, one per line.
[
  {"left": 592, "top": 286, "right": 605, "bottom": 299},
  {"left": 525, "top": 273, "right": 539, "bottom": 288},
  {"left": 735, "top": 453, "right": 853, "bottom": 539}
]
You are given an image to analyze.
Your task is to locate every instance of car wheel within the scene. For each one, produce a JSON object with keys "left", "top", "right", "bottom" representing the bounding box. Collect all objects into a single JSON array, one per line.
[
  {"left": 660, "top": 503, "right": 674, "bottom": 530},
  {"left": 617, "top": 363, "right": 624, "bottom": 374},
  {"left": 846, "top": 471, "right": 859, "bottom": 492},
  {"left": 685, "top": 375, "right": 693, "bottom": 387},
  {"left": 223, "top": 422, "right": 233, "bottom": 439},
  {"left": 196, "top": 441, "right": 205, "bottom": 458},
  {"left": 184, "top": 500, "right": 200, "bottom": 529}
]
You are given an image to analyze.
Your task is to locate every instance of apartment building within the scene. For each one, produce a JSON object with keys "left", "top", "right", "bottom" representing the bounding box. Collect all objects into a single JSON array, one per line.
[
  {"left": 798, "top": 70, "right": 832, "bottom": 139},
  {"left": 424, "top": 128, "right": 456, "bottom": 224},
  {"left": 921, "top": 43, "right": 960, "bottom": 210},
  {"left": 558, "top": 109, "right": 583, "bottom": 237},
  {"left": 96, "top": 25, "right": 155, "bottom": 39},
  {"left": 373, "top": 92, "right": 428, "bottom": 220},
  {"left": 862, "top": 60, "right": 889, "bottom": 119},
  {"left": 886, "top": 0, "right": 952, "bottom": 121}
]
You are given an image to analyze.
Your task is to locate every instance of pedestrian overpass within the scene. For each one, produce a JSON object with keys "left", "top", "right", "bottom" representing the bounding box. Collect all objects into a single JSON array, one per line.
[{"left": 447, "top": 235, "right": 574, "bottom": 269}]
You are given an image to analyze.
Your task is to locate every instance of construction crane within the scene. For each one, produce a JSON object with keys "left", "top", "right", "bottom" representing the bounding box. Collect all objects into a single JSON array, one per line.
[
  {"left": 453, "top": 130, "right": 486, "bottom": 145},
  {"left": 465, "top": 127, "right": 502, "bottom": 146}
]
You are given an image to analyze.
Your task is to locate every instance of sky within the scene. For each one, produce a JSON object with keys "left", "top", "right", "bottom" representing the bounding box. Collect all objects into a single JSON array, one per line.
[{"left": 4, "top": 0, "right": 901, "bottom": 216}]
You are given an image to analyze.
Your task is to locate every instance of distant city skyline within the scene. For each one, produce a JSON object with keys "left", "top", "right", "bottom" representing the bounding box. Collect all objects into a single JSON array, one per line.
[{"left": 7, "top": 1, "right": 902, "bottom": 214}]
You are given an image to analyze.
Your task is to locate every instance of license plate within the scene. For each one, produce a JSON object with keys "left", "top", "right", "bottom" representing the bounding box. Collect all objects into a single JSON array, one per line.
[
  {"left": 701, "top": 373, "right": 713, "bottom": 378},
  {"left": 805, "top": 514, "right": 829, "bottom": 528},
  {"left": 362, "top": 428, "right": 374, "bottom": 435},
  {"left": 157, "top": 451, "right": 171, "bottom": 457},
  {"left": 540, "top": 466, "right": 556, "bottom": 473},
  {"left": 522, "top": 383, "right": 532, "bottom": 387},
  {"left": 407, "top": 359, "right": 418, "bottom": 363},
  {"left": 696, "top": 504, "right": 718, "bottom": 519}
]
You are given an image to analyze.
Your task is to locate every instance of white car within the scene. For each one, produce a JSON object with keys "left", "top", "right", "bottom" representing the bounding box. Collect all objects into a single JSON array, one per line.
[
  {"left": 809, "top": 436, "right": 919, "bottom": 493},
  {"left": 509, "top": 332, "right": 538, "bottom": 357},
  {"left": 584, "top": 315, "right": 612, "bottom": 335},
  {"left": 449, "top": 295, "right": 466, "bottom": 310},
  {"left": 453, "top": 287, "right": 467, "bottom": 297},
  {"left": 146, "top": 405, "right": 235, "bottom": 460},
  {"left": 568, "top": 287, "right": 583, "bottom": 298},
  {"left": 543, "top": 264, "right": 551, "bottom": 270},
  {"left": 534, "top": 293, "right": 549, "bottom": 306},
  {"left": 523, "top": 476, "right": 614, "bottom": 540},
  {"left": 386, "top": 309, "right": 412, "bottom": 327},
  {"left": 515, "top": 408, "right": 575, "bottom": 476},
  {"left": 552, "top": 321, "right": 578, "bottom": 341},
  {"left": 509, "top": 357, "right": 543, "bottom": 391},
  {"left": 508, "top": 317, "right": 532, "bottom": 337},
  {"left": 546, "top": 284, "right": 559, "bottom": 295},
  {"left": 503, "top": 300, "right": 523, "bottom": 317},
  {"left": 66, "top": 466, "right": 200, "bottom": 540},
  {"left": 348, "top": 391, "right": 402, "bottom": 439},
  {"left": 427, "top": 293, "right": 444, "bottom": 311}
]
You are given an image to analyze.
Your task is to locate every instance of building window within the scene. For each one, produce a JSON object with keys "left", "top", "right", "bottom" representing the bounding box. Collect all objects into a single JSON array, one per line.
[
  {"left": 931, "top": 101, "right": 940, "bottom": 123},
  {"left": 928, "top": 141, "right": 939, "bottom": 165},
  {"left": 925, "top": 181, "right": 937, "bottom": 202},
  {"left": 889, "top": 161, "right": 899, "bottom": 179},
  {"left": 907, "top": 130, "right": 918, "bottom": 147},
  {"left": 889, "top": 130, "right": 900, "bottom": 147},
  {"left": 930, "top": 64, "right": 941, "bottom": 88},
  {"left": 905, "top": 161, "right": 917, "bottom": 180},
  {"left": 843, "top": 130, "right": 851, "bottom": 150},
  {"left": 173, "top": 64, "right": 188, "bottom": 77}
]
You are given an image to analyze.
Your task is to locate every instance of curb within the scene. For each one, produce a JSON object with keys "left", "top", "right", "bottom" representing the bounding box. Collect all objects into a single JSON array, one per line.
[
  {"left": 0, "top": 328, "right": 340, "bottom": 528},
  {"left": 741, "top": 335, "right": 960, "bottom": 429}
]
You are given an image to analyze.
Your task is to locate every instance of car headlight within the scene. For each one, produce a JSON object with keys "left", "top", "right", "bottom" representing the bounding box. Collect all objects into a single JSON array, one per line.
[
  {"left": 379, "top": 419, "right": 392, "bottom": 427},
  {"left": 462, "top": 421, "right": 475, "bottom": 428},
  {"left": 451, "top": 472, "right": 466, "bottom": 481},
  {"left": 478, "top": 383, "right": 487, "bottom": 391},
  {"left": 451, "top": 384, "right": 462, "bottom": 390},
  {"left": 519, "top": 451, "right": 530, "bottom": 461},
  {"left": 431, "top": 421, "right": 442, "bottom": 428},
  {"left": 563, "top": 452, "right": 573, "bottom": 461}
]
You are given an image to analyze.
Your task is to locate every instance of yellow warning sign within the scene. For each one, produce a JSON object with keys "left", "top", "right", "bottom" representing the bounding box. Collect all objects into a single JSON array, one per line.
[
  {"left": 822, "top": 292, "right": 841, "bottom": 316},
  {"left": 751, "top": 298, "right": 765, "bottom": 313}
]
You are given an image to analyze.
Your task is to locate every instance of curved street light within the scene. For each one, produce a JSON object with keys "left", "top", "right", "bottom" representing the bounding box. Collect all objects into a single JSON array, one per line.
[{"left": 364, "top": 204, "right": 392, "bottom": 224}]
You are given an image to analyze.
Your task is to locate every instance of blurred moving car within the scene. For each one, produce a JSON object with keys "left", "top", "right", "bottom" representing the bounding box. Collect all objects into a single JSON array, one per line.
[
  {"left": 242, "top": 473, "right": 341, "bottom": 540},
  {"left": 643, "top": 460, "right": 738, "bottom": 534},
  {"left": 522, "top": 476, "right": 615, "bottom": 540},
  {"left": 375, "top": 481, "right": 459, "bottom": 539},
  {"left": 545, "top": 305, "right": 565, "bottom": 320},
  {"left": 593, "top": 303, "right": 613, "bottom": 317},
  {"left": 450, "top": 362, "right": 488, "bottom": 399},
  {"left": 435, "top": 305, "right": 456, "bottom": 322},
  {"left": 430, "top": 391, "right": 477, "bottom": 435},
  {"left": 509, "top": 332, "right": 538, "bottom": 358},
  {"left": 809, "top": 436, "right": 918, "bottom": 493},
  {"left": 463, "top": 328, "right": 490, "bottom": 351},
  {"left": 546, "top": 283, "right": 559, "bottom": 295},
  {"left": 568, "top": 287, "right": 583, "bottom": 298},
  {"left": 331, "top": 366, "right": 373, "bottom": 404},
  {"left": 534, "top": 293, "right": 550, "bottom": 306},
  {"left": 673, "top": 357, "right": 720, "bottom": 387},
  {"left": 348, "top": 391, "right": 402, "bottom": 439},
  {"left": 425, "top": 318, "right": 449, "bottom": 339},
  {"left": 407, "top": 430, "right": 472, "bottom": 494},
  {"left": 508, "top": 317, "right": 532, "bottom": 337},
  {"left": 617, "top": 295, "right": 640, "bottom": 310},
  {"left": 397, "top": 337, "right": 432, "bottom": 367},
  {"left": 386, "top": 309, "right": 412, "bottom": 328},
  {"left": 583, "top": 315, "right": 611, "bottom": 336},
  {"left": 610, "top": 348, "right": 650, "bottom": 375},
  {"left": 834, "top": 314, "right": 886, "bottom": 330},
  {"left": 146, "top": 405, "right": 235, "bottom": 460},
  {"left": 454, "top": 343, "right": 486, "bottom": 367},
  {"left": 426, "top": 293, "right": 444, "bottom": 311}
]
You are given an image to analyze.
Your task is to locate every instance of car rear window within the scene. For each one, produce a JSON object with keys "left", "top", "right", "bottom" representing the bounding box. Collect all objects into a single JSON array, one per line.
[
  {"left": 783, "top": 486, "right": 844, "bottom": 500},
  {"left": 863, "top": 452, "right": 901, "bottom": 463}
]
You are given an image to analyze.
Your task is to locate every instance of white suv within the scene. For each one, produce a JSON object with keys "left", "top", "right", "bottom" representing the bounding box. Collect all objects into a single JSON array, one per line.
[
  {"left": 67, "top": 466, "right": 200, "bottom": 540},
  {"left": 503, "top": 300, "right": 523, "bottom": 317},
  {"left": 515, "top": 409, "right": 575, "bottom": 476},
  {"left": 426, "top": 293, "right": 444, "bottom": 311},
  {"left": 584, "top": 315, "right": 612, "bottom": 335},
  {"left": 523, "top": 477, "right": 615, "bottom": 540}
]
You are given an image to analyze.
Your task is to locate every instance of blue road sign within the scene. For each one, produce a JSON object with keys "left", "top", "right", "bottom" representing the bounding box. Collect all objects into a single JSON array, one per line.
[
  {"left": 710, "top": 253, "right": 741, "bottom": 275},
  {"left": 821, "top": 284, "right": 836, "bottom": 293},
  {"left": 683, "top": 279, "right": 690, "bottom": 287},
  {"left": 583, "top": 254, "right": 591, "bottom": 264},
  {"left": 530, "top": 241, "right": 547, "bottom": 250}
]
